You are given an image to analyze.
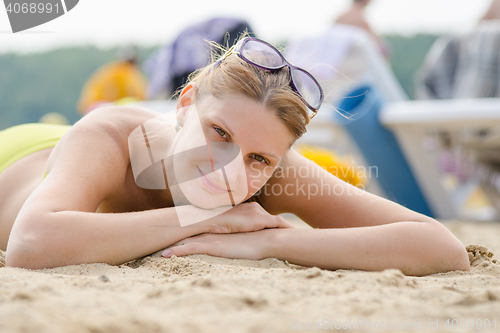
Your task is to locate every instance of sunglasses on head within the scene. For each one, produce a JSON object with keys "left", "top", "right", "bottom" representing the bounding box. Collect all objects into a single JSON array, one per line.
[{"left": 209, "top": 37, "right": 324, "bottom": 119}]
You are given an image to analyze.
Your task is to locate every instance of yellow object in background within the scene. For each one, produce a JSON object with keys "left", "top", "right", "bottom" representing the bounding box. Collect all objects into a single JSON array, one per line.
[
  {"left": 38, "top": 112, "right": 70, "bottom": 125},
  {"left": 114, "top": 96, "right": 141, "bottom": 105},
  {"left": 297, "top": 144, "right": 366, "bottom": 187},
  {"left": 77, "top": 61, "right": 148, "bottom": 115}
]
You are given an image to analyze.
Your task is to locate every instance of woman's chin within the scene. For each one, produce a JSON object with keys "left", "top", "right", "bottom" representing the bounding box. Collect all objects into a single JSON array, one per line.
[
  {"left": 188, "top": 199, "right": 230, "bottom": 210},
  {"left": 186, "top": 190, "right": 251, "bottom": 209},
  {"left": 182, "top": 190, "right": 233, "bottom": 210},
  {"left": 177, "top": 177, "right": 248, "bottom": 209}
]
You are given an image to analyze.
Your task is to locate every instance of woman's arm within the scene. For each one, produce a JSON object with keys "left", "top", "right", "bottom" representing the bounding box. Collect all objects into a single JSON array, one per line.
[
  {"left": 7, "top": 204, "right": 208, "bottom": 269},
  {"left": 262, "top": 221, "right": 469, "bottom": 276},
  {"left": 166, "top": 150, "right": 470, "bottom": 275},
  {"left": 262, "top": 150, "right": 469, "bottom": 274},
  {"left": 5, "top": 112, "right": 202, "bottom": 269},
  {"left": 163, "top": 219, "right": 469, "bottom": 276},
  {"left": 6, "top": 108, "right": 291, "bottom": 269}
]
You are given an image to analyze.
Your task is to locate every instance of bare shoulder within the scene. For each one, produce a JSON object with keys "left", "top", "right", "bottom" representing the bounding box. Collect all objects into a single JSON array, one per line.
[
  {"left": 39, "top": 106, "right": 161, "bottom": 213},
  {"left": 69, "top": 105, "right": 159, "bottom": 145},
  {"left": 46, "top": 106, "right": 159, "bottom": 171}
]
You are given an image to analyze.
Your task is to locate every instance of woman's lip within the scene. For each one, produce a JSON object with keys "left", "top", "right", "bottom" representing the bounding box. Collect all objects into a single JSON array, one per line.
[{"left": 197, "top": 167, "right": 231, "bottom": 194}]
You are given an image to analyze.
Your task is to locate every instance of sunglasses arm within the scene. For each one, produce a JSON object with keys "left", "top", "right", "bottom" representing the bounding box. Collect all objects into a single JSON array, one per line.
[{"left": 207, "top": 45, "right": 241, "bottom": 73}]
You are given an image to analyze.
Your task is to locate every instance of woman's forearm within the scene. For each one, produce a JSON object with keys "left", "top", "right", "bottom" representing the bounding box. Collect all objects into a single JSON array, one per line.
[
  {"left": 263, "top": 221, "right": 470, "bottom": 276},
  {"left": 6, "top": 207, "right": 209, "bottom": 269}
]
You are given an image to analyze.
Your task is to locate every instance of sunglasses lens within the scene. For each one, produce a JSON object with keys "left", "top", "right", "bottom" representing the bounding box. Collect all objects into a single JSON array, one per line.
[
  {"left": 241, "top": 40, "right": 284, "bottom": 69},
  {"left": 290, "top": 68, "right": 322, "bottom": 111}
]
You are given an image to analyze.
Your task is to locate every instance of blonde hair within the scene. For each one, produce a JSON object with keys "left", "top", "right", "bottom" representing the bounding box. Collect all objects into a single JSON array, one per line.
[{"left": 179, "top": 37, "right": 311, "bottom": 140}]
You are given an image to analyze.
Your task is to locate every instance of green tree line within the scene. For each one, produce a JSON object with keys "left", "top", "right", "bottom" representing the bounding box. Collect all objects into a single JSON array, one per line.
[{"left": 0, "top": 34, "right": 438, "bottom": 130}]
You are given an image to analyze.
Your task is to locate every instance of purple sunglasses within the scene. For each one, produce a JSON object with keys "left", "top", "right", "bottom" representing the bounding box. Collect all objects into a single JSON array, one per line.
[{"left": 210, "top": 37, "right": 324, "bottom": 119}]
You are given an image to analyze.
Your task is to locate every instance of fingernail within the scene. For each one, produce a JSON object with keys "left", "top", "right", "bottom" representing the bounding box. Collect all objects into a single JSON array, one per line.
[{"left": 162, "top": 249, "right": 172, "bottom": 257}]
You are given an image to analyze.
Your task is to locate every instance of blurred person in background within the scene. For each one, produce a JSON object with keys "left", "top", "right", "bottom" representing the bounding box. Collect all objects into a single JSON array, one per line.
[
  {"left": 481, "top": 0, "right": 500, "bottom": 21},
  {"left": 416, "top": 0, "right": 500, "bottom": 99},
  {"left": 144, "top": 17, "right": 254, "bottom": 100},
  {"left": 77, "top": 46, "right": 148, "bottom": 116},
  {"left": 285, "top": 0, "right": 406, "bottom": 196},
  {"left": 335, "top": 0, "right": 390, "bottom": 58}
]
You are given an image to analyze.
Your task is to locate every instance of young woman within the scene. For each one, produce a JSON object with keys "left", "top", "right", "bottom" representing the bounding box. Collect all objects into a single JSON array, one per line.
[{"left": 1, "top": 37, "right": 469, "bottom": 275}]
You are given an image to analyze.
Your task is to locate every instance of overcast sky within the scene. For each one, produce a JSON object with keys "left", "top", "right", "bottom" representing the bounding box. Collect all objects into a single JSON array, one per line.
[{"left": 0, "top": 0, "right": 493, "bottom": 54}]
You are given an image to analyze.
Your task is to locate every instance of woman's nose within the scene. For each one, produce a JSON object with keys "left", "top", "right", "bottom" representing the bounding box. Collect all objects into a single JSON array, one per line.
[
  {"left": 208, "top": 142, "right": 242, "bottom": 180},
  {"left": 213, "top": 151, "right": 245, "bottom": 186}
]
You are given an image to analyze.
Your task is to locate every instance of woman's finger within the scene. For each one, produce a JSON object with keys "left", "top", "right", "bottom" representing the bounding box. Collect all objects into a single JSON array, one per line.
[
  {"left": 167, "top": 241, "right": 186, "bottom": 248},
  {"left": 162, "top": 242, "right": 209, "bottom": 258},
  {"left": 252, "top": 215, "right": 295, "bottom": 230},
  {"left": 272, "top": 216, "right": 295, "bottom": 229}
]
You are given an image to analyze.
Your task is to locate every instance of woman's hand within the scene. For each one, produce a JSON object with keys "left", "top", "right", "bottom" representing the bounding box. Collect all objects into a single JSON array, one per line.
[
  {"left": 198, "top": 202, "right": 294, "bottom": 234},
  {"left": 161, "top": 229, "right": 275, "bottom": 260}
]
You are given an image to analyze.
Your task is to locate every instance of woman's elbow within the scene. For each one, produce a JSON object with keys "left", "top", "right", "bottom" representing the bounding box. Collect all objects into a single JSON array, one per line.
[
  {"left": 6, "top": 241, "right": 67, "bottom": 270},
  {"left": 404, "top": 221, "right": 471, "bottom": 276},
  {"left": 404, "top": 244, "right": 469, "bottom": 276},
  {"left": 434, "top": 220, "right": 471, "bottom": 273},
  {"left": 442, "top": 237, "right": 471, "bottom": 272},
  {"left": 5, "top": 226, "right": 60, "bottom": 269},
  {"left": 421, "top": 229, "right": 470, "bottom": 275},
  {"left": 5, "top": 237, "right": 43, "bottom": 269}
]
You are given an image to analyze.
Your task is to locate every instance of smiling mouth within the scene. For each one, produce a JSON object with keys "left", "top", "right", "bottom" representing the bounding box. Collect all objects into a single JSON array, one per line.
[{"left": 197, "top": 167, "right": 232, "bottom": 194}]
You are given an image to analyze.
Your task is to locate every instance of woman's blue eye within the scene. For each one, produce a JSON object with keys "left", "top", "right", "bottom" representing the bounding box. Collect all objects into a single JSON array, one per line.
[{"left": 214, "top": 127, "right": 227, "bottom": 139}]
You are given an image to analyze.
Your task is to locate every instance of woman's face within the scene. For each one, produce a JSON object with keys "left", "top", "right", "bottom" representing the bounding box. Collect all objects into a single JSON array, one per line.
[{"left": 172, "top": 93, "right": 295, "bottom": 209}]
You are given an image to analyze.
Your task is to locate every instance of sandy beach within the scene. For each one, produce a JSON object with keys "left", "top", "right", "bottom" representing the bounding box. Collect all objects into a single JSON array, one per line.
[{"left": 1, "top": 218, "right": 499, "bottom": 333}]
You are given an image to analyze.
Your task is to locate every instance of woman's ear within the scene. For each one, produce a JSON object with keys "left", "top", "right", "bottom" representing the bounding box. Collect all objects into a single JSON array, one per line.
[
  {"left": 176, "top": 82, "right": 198, "bottom": 123},
  {"left": 177, "top": 82, "right": 197, "bottom": 108}
]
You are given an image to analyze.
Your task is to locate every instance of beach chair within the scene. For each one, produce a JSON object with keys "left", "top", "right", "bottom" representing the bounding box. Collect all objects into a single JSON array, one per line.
[{"left": 380, "top": 98, "right": 500, "bottom": 220}]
